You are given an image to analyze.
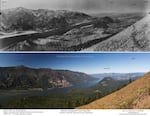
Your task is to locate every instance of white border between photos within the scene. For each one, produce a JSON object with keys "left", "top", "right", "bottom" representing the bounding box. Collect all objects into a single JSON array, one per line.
[{"left": 1, "top": 51, "right": 150, "bottom": 53}]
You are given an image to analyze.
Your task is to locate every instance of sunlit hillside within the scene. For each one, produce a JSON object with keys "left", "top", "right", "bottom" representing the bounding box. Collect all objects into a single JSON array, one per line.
[{"left": 78, "top": 72, "right": 150, "bottom": 109}]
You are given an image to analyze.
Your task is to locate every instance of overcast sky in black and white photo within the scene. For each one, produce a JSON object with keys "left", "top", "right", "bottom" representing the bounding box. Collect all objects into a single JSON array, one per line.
[{"left": 1, "top": 0, "right": 150, "bottom": 13}]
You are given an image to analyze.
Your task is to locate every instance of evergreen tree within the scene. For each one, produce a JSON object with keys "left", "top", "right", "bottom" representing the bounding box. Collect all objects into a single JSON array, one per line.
[{"left": 129, "top": 78, "right": 132, "bottom": 83}]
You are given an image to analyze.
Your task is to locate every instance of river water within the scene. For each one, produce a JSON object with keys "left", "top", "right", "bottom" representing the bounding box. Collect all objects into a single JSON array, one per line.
[{"left": 0, "top": 79, "right": 101, "bottom": 104}]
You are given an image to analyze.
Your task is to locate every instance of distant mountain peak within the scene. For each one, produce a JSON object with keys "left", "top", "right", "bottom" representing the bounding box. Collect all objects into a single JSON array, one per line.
[
  {"left": 100, "top": 77, "right": 114, "bottom": 81},
  {"left": 1, "top": 7, "right": 91, "bottom": 32},
  {"left": 15, "top": 65, "right": 27, "bottom": 68},
  {"left": 13, "top": 7, "right": 30, "bottom": 12},
  {"left": 15, "top": 7, "right": 26, "bottom": 10}
]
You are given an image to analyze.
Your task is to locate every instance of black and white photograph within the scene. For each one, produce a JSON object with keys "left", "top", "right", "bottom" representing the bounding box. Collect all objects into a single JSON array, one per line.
[{"left": 0, "top": 0, "right": 150, "bottom": 51}]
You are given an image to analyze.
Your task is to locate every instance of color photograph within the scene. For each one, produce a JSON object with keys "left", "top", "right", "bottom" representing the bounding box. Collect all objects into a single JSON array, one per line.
[{"left": 0, "top": 53, "right": 149, "bottom": 109}]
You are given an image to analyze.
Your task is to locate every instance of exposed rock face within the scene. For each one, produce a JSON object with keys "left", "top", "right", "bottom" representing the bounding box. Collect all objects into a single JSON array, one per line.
[
  {"left": 0, "top": 66, "right": 95, "bottom": 90},
  {"left": 1, "top": 7, "right": 91, "bottom": 32}
]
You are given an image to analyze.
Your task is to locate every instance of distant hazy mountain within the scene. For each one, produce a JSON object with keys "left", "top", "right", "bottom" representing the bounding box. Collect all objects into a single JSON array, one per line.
[
  {"left": 78, "top": 72, "right": 150, "bottom": 109},
  {"left": 95, "top": 14, "right": 150, "bottom": 51},
  {"left": 91, "top": 72, "right": 145, "bottom": 80},
  {"left": 1, "top": 7, "right": 91, "bottom": 32},
  {"left": 0, "top": 66, "right": 95, "bottom": 90},
  {"left": 72, "top": 76, "right": 134, "bottom": 97},
  {"left": 90, "top": 77, "right": 131, "bottom": 95}
]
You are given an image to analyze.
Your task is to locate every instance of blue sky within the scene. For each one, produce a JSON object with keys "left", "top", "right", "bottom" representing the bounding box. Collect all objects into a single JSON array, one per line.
[
  {"left": 1, "top": 0, "right": 149, "bottom": 13},
  {"left": 0, "top": 53, "right": 150, "bottom": 74}
]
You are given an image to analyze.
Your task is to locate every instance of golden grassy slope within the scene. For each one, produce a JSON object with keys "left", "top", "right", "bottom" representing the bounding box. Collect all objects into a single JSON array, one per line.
[{"left": 77, "top": 72, "right": 150, "bottom": 109}]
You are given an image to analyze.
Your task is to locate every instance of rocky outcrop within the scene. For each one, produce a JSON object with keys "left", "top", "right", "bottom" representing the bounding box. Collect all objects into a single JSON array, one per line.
[
  {"left": 0, "top": 66, "right": 95, "bottom": 90},
  {"left": 1, "top": 7, "right": 91, "bottom": 32}
]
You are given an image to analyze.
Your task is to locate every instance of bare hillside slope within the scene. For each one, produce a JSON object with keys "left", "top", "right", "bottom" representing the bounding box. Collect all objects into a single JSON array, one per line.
[
  {"left": 78, "top": 72, "right": 150, "bottom": 109},
  {"left": 95, "top": 14, "right": 150, "bottom": 51}
]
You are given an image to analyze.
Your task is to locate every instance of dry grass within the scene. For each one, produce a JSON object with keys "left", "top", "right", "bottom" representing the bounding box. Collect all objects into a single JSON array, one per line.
[{"left": 77, "top": 72, "right": 150, "bottom": 109}]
